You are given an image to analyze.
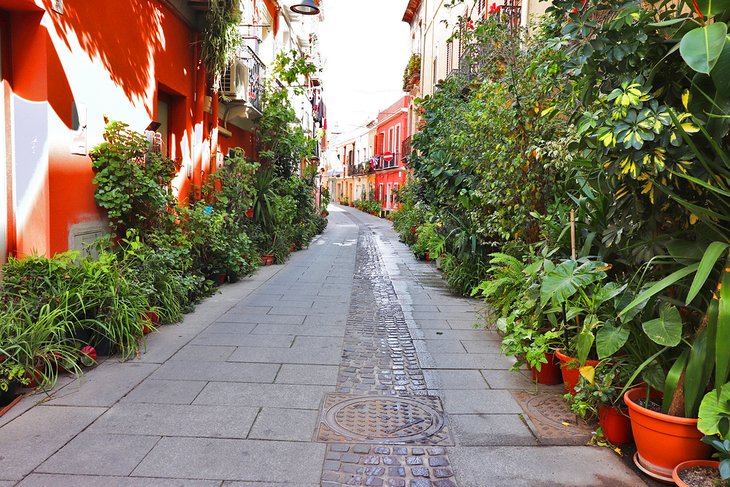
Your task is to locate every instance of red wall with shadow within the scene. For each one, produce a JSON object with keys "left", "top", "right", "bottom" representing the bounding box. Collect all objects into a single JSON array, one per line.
[{"left": 0, "top": 0, "right": 253, "bottom": 257}]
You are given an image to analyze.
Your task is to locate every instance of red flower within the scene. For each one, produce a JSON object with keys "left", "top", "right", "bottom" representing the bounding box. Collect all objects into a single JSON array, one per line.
[
  {"left": 80, "top": 346, "right": 97, "bottom": 367},
  {"left": 571, "top": 7, "right": 579, "bottom": 13},
  {"left": 488, "top": 3, "right": 501, "bottom": 14},
  {"left": 467, "top": 19, "right": 475, "bottom": 30}
]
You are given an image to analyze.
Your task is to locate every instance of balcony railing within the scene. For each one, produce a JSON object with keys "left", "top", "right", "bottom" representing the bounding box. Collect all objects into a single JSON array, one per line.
[
  {"left": 373, "top": 153, "right": 401, "bottom": 171},
  {"left": 402, "top": 136, "right": 412, "bottom": 161},
  {"left": 239, "top": 46, "right": 265, "bottom": 113}
]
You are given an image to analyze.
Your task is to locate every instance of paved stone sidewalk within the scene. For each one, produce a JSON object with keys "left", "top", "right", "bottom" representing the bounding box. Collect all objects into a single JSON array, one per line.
[{"left": 0, "top": 205, "right": 646, "bottom": 486}]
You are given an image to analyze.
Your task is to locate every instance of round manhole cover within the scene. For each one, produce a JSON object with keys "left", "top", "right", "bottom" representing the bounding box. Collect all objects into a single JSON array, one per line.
[{"left": 324, "top": 396, "right": 445, "bottom": 443}]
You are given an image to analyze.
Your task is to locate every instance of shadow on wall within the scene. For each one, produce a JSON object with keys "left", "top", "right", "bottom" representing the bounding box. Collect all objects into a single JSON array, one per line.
[{"left": 42, "top": 0, "right": 166, "bottom": 106}]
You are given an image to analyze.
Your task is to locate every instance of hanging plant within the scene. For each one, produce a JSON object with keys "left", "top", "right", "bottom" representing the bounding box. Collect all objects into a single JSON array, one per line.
[{"left": 201, "top": 0, "right": 243, "bottom": 92}]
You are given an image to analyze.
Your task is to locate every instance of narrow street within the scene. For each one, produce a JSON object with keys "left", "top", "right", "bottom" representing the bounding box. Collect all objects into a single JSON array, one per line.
[{"left": 0, "top": 206, "right": 644, "bottom": 486}]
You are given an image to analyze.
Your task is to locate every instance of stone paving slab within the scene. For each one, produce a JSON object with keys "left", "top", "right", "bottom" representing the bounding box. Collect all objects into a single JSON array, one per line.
[
  {"left": 227, "top": 346, "right": 342, "bottom": 364},
  {"left": 440, "top": 390, "right": 524, "bottom": 415},
  {"left": 37, "top": 432, "right": 160, "bottom": 476},
  {"left": 193, "top": 382, "right": 333, "bottom": 409},
  {"left": 150, "top": 360, "right": 280, "bottom": 382},
  {"left": 303, "top": 314, "right": 349, "bottom": 326},
  {"left": 89, "top": 403, "right": 259, "bottom": 438},
  {"left": 16, "top": 475, "right": 221, "bottom": 487},
  {"left": 448, "top": 414, "right": 538, "bottom": 446},
  {"left": 275, "top": 364, "right": 340, "bottom": 385},
  {"left": 216, "top": 312, "right": 306, "bottom": 324},
  {"left": 480, "top": 369, "right": 542, "bottom": 390},
  {"left": 420, "top": 329, "right": 501, "bottom": 341},
  {"left": 291, "top": 335, "right": 344, "bottom": 349},
  {"left": 460, "top": 340, "right": 502, "bottom": 354},
  {"left": 428, "top": 353, "right": 515, "bottom": 370},
  {"left": 449, "top": 446, "right": 644, "bottom": 486},
  {"left": 0, "top": 405, "right": 106, "bottom": 481},
  {"left": 250, "top": 324, "right": 346, "bottom": 336},
  {"left": 120, "top": 378, "right": 208, "bottom": 404},
  {"left": 422, "top": 370, "right": 489, "bottom": 390},
  {"left": 169, "top": 344, "right": 237, "bottom": 362},
  {"left": 47, "top": 362, "right": 158, "bottom": 407},
  {"left": 223, "top": 483, "right": 319, "bottom": 487},
  {"left": 248, "top": 407, "right": 319, "bottom": 441},
  {"left": 131, "top": 437, "right": 326, "bottom": 483},
  {"left": 190, "top": 331, "right": 295, "bottom": 347}
]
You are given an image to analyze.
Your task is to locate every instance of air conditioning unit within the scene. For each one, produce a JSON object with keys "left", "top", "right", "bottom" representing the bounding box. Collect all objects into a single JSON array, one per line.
[{"left": 220, "top": 59, "right": 249, "bottom": 101}]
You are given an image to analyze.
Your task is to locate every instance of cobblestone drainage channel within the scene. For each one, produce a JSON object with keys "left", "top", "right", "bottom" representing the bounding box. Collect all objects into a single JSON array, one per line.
[{"left": 316, "top": 393, "right": 454, "bottom": 446}]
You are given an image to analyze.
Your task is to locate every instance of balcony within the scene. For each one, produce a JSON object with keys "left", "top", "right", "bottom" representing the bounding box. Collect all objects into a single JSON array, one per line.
[
  {"left": 402, "top": 136, "right": 412, "bottom": 162},
  {"left": 373, "top": 153, "right": 401, "bottom": 171},
  {"left": 239, "top": 46, "right": 265, "bottom": 114},
  {"left": 347, "top": 162, "right": 373, "bottom": 177}
]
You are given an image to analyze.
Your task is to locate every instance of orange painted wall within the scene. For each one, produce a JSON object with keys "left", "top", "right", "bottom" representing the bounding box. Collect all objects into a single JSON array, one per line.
[{"left": 0, "top": 0, "right": 253, "bottom": 258}]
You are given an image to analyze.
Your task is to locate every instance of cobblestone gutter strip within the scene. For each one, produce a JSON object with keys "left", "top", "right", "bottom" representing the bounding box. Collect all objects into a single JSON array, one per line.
[
  {"left": 318, "top": 231, "right": 457, "bottom": 487},
  {"left": 336, "top": 231, "right": 425, "bottom": 396}
]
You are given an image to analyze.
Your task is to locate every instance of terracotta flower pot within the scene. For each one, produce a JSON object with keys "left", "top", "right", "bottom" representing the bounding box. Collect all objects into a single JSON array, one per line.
[
  {"left": 528, "top": 351, "right": 563, "bottom": 385},
  {"left": 554, "top": 349, "right": 599, "bottom": 394},
  {"left": 217, "top": 272, "right": 226, "bottom": 285},
  {"left": 261, "top": 254, "right": 273, "bottom": 266},
  {"left": 23, "top": 361, "right": 45, "bottom": 389},
  {"left": 624, "top": 388, "right": 711, "bottom": 483},
  {"left": 599, "top": 405, "right": 633, "bottom": 445},
  {"left": 145, "top": 311, "right": 160, "bottom": 325},
  {"left": 672, "top": 460, "right": 721, "bottom": 487}
]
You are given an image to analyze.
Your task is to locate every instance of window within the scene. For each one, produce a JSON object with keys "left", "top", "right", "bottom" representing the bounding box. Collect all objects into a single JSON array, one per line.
[{"left": 395, "top": 125, "right": 401, "bottom": 164}]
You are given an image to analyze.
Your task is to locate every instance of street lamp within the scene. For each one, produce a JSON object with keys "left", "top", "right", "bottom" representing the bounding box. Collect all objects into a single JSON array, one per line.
[{"left": 290, "top": 0, "right": 319, "bottom": 15}]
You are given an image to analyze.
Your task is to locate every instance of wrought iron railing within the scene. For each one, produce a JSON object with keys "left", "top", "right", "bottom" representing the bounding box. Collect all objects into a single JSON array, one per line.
[
  {"left": 402, "top": 136, "right": 412, "bottom": 161},
  {"left": 239, "top": 46, "right": 265, "bottom": 113}
]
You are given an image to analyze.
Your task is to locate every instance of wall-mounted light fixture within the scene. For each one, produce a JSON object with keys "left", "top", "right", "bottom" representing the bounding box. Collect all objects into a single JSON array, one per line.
[{"left": 290, "top": 0, "right": 319, "bottom": 15}]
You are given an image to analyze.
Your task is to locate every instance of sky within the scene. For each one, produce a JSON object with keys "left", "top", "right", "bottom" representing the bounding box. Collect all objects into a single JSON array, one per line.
[{"left": 318, "top": 0, "right": 411, "bottom": 139}]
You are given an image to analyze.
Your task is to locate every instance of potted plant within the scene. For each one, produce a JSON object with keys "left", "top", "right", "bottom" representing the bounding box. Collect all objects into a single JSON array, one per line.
[
  {"left": 540, "top": 259, "right": 627, "bottom": 393},
  {"left": 0, "top": 359, "right": 28, "bottom": 407},
  {"left": 672, "top": 460, "right": 725, "bottom": 487},
  {"left": 613, "top": 243, "right": 730, "bottom": 481},
  {"left": 474, "top": 250, "right": 563, "bottom": 385},
  {"left": 671, "top": 385, "right": 730, "bottom": 486},
  {"left": 565, "top": 361, "right": 633, "bottom": 445}
]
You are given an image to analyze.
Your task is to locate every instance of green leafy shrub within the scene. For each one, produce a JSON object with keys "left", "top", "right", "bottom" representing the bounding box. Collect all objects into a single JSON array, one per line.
[{"left": 90, "top": 120, "right": 177, "bottom": 237}]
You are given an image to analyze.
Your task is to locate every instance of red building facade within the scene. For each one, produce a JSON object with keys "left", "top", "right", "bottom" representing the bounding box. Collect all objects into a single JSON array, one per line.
[
  {"left": 0, "top": 0, "right": 274, "bottom": 261},
  {"left": 373, "top": 95, "right": 409, "bottom": 214}
]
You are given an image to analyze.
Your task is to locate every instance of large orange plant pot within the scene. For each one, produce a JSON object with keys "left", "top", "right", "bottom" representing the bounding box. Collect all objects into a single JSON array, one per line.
[
  {"left": 624, "top": 388, "right": 711, "bottom": 483},
  {"left": 554, "top": 349, "right": 599, "bottom": 394}
]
